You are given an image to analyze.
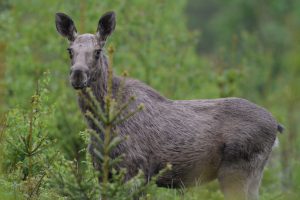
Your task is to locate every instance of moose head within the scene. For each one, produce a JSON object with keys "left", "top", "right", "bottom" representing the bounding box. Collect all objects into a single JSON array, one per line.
[{"left": 55, "top": 11, "right": 116, "bottom": 90}]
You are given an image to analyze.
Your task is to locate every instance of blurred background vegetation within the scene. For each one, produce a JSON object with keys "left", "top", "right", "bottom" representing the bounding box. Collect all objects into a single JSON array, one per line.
[{"left": 0, "top": 0, "right": 299, "bottom": 199}]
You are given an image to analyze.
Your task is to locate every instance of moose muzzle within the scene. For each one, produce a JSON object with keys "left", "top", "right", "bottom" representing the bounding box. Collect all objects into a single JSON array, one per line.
[{"left": 70, "top": 66, "right": 89, "bottom": 90}]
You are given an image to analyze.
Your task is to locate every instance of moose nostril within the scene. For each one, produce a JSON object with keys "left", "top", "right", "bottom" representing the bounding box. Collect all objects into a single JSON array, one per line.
[
  {"left": 72, "top": 69, "right": 83, "bottom": 76},
  {"left": 71, "top": 69, "right": 85, "bottom": 80}
]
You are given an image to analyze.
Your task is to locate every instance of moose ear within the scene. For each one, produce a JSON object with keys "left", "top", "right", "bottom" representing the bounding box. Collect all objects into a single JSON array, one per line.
[
  {"left": 96, "top": 11, "right": 116, "bottom": 42},
  {"left": 55, "top": 13, "right": 77, "bottom": 41}
]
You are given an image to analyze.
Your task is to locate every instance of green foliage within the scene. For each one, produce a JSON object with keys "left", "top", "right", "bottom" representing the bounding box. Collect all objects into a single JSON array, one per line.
[
  {"left": 0, "top": 0, "right": 299, "bottom": 199},
  {"left": 0, "top": 73, "right": 60, "bottom": 199},
  {"left": 49, "top": 149, "right": 99, "bottom": 200}
]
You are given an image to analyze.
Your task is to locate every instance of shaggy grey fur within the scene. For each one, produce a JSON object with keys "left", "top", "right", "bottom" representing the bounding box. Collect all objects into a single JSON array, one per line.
[{"left": 55, "top": 12, "right": 283, "bottom": 200}]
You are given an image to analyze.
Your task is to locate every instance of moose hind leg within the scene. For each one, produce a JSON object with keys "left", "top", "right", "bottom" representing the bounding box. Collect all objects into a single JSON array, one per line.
[
  {"left": 246, "top": 170, "right": 263, "bottom": 200},
  {"left": 218, "top": 164, "right": 249, "bottom": 200},
  {"left": 218, "top": 167, "right": 264, "bottom": 200},
  {"left": 218, "top": 153, "right": 269, "bottom": 200},
  {"left": 247, "top": 157, "right": 269, "bottom": 200}
]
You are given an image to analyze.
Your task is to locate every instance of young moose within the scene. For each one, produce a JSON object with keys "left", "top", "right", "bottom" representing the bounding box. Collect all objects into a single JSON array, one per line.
[{"left": 55, "top": 11, "right": 283, "bottom": 200}]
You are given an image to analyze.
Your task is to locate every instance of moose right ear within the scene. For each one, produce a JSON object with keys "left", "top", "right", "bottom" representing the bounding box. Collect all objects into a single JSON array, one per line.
[{"left": 55, "top": 13, "right": 77, "bottom": 41}]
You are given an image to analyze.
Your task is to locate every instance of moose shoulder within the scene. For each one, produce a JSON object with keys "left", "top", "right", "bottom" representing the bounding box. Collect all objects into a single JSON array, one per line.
[{"left": 55, "top": 11, "right": 283, "bottom": 200}]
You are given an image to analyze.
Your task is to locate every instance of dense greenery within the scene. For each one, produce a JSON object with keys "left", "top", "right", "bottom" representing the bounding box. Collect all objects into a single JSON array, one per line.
[{"left": 0, "top": 0, "right": 299, "bottom": 199}]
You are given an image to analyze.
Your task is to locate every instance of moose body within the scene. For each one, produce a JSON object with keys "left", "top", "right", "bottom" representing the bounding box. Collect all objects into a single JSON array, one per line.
[{"left": 56, "top": 11, "right": 283, "bottom": 200}]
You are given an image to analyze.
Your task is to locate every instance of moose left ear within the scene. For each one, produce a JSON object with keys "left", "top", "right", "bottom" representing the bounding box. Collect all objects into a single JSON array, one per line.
[{"left": 96, "top": 11, "right": 116, "bottom": 42}]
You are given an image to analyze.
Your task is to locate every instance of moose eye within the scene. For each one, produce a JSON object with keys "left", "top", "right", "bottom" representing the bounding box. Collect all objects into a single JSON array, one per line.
[
  {"left": 94, "top": 49, "right": 102, "bottom": 59},
  {"left": 67, "top": 48, "right": 73, "bottom": 59}
]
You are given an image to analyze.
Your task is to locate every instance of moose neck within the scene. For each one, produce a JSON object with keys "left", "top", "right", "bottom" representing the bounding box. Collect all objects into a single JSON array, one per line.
[
  {"left": 90, "top": 53, "right": 109, "bottom": 105},
  {"left": 78, "top": 53, "right": 110, "bottom": 113}
]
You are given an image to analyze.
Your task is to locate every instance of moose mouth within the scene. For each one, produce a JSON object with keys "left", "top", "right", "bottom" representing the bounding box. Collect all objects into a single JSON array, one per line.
[{"left": 71, "top": 82, "right": 88, "bottom": 90}]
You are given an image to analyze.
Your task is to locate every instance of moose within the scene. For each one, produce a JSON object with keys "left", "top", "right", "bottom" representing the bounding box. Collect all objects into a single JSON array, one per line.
[{"left": 55, "top": 11, "right": 283, "bottom": 200}]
